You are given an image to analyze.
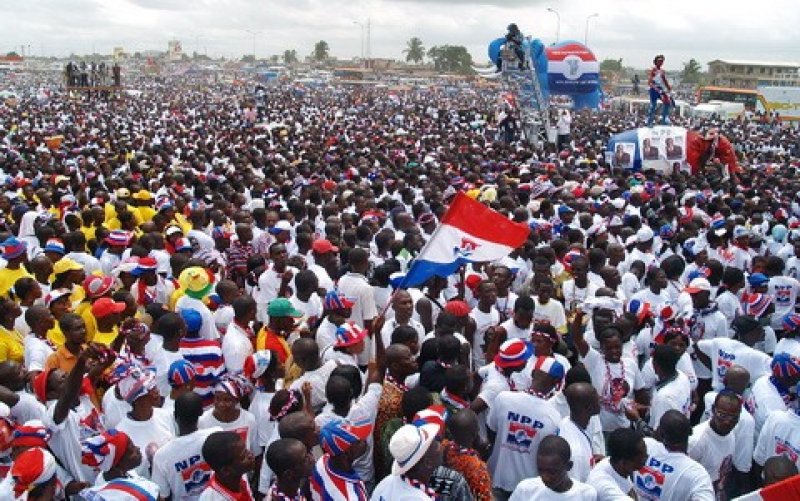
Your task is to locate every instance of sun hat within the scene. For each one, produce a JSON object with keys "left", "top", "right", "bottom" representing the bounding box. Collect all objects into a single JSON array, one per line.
[
  {"left": 81, "top": 429, "right": 131, "bottom": 472},
  {"left": 320, "top": 418, "right": 374, "bottom": 456},
  {"left": 390, "top": 423, "right": 440, "bottom": 475},
  {"left": 494, "top": 339, "right": 534, "bottom": 369},
  {"left": 83, "top": 275, "right": 115, "bottom": 299},
  {"left": 178, "top": 267, "right": 214, "bottom": 299},
  {"left": 267, "top": 298, "right": 303, "bottom": 318},
  {"left": 334, "top": 322, "right": 368, "bottom": 348}
]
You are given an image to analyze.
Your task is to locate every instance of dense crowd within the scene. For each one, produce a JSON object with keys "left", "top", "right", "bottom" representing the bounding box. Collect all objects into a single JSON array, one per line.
[{"left": 0, "top": 72, "right": 799, "bottom": 500}]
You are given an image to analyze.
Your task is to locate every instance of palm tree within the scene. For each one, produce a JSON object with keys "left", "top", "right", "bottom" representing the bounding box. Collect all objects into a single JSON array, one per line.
[
  {"left": 313, "top": 41, "right": 329, "bottom": 62},
  {"left": 404, "top": 37, "right": 425, "bottom": 64}
]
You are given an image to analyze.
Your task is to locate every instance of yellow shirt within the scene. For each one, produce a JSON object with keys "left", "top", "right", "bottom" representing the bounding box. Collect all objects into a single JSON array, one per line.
[
  {"left": 80, "top": 308, "right": 99, "bottom": 343},
  {"left": 0, "top": 326, "right": 24, "bottom": 364},
  {"left": 0, "top": 267, "right": 32, "bottom": 296},
  {"left": 81, "top": 225, "right": 96, "bottom": 244},
  {"left": 93, "top": 327, "right": 118, "bottom": 347},
  {"left": 134, "top": 206, "right": 157, "bottom": 225},
  {"left": 47, "top": 324, "right": 65, "bottom": 347}
]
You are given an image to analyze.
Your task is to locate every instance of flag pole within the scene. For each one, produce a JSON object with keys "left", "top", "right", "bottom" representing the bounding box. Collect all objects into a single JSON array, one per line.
[{"left": 377, "top": 196, "right": 460, "bottom": 318}]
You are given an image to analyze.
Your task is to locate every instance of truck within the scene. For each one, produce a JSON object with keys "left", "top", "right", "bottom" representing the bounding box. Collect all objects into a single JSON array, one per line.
[
  {"left": 691, "top": 100, "right": 745, "bottom": 120},
  {"left": 757, "top": 86, "right": 800, "bottom": 121}
]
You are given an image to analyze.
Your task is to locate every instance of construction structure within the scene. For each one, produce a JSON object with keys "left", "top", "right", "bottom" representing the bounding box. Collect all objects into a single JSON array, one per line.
[{"left": 500, "top": 37, "right": 551, "bottom": 147}]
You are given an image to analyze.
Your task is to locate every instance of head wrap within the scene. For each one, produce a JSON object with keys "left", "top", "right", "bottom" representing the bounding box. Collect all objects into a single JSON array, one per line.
[
  {"left": 81, "top": 430, "right": 131, "bottom": 472},
  {"left": 10, "top": 447, "right": 57, "bottom": 499},
  {"left": 320, "top": 418, "right": 374, "bottom": 456}
]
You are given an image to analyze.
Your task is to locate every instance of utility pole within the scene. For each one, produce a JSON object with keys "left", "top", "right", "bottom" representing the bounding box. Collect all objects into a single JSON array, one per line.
[{"left": 366, "top": 18, "right": 371, "bottom": 60}]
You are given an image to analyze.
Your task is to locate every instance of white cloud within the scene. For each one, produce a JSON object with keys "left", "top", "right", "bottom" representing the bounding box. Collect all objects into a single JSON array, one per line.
[{"left": 0, "top": 0, "right": 798, "bottom": 68}]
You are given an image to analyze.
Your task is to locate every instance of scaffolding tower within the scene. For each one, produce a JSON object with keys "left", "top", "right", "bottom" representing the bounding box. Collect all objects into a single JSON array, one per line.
[{"left": 501, "top": 36, "right": 552, "bottom": 147}]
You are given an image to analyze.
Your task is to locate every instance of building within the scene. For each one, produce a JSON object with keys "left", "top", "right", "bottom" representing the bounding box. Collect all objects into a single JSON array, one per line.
[
  {"left": 707, "top": 59, "right": 800, "bottom": 88},
  {"left": 0, "top": 54, "right": 24, "bottom": 71}
]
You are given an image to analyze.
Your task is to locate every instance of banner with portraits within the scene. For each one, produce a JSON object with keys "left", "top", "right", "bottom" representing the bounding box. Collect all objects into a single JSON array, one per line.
[{"left": 607, "top": 125, "right": 689, "bottom": 174}]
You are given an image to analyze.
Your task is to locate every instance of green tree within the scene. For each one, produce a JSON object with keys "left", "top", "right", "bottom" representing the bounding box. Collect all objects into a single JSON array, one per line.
[
  {"left": 241, "top": 54, "right": 256, "bottom": 63},
  {"left": 599, "top": 58, "right": 623, "bottom": 72},
  {"left": 427, "top": 45, "right": 473, "bottom": 74},
  {"left": 681, "top": 58, "right": 703, "bottom": 84},
  {"left": 313, "top": 40, "right": 329, "bottom": 62},
  {"left": 404, "top": 37, "right": 425, "bottom": 64},
  {"left": 283, "top": 49, "right": 298, "bottom": 65},
  {"left": 6, "top": 51, "right": 20, "bottom": 57}
]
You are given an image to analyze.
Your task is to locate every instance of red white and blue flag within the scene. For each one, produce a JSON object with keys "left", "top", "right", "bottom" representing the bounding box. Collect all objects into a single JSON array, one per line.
[{"left": 403, "top": 193, "right": 530, "bottom": 287}]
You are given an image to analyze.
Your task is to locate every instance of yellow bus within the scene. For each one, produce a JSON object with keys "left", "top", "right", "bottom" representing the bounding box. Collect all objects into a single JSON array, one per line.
[{"left": 695, "top": 86, "right": 763, "bottom": 111}]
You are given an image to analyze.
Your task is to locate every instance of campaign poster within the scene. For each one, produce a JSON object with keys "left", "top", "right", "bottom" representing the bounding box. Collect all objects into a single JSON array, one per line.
[
  {"left": 611, "top": 142, "right": 635, "bottom": 170},
  {"left": 638, "top": 126, "right": 686, "bottom": 174}
]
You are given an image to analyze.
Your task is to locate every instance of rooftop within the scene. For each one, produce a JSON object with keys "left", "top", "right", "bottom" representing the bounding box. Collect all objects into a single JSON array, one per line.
[{"left": 708, "top": 59, "right": 800, "bottom": 68}]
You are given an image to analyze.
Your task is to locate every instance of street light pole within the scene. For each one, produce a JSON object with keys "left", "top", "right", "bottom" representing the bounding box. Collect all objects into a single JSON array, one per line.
[
  {"left": 353, "top": 21, "right": 365, "bottom": 59},
  {"left": 245, "top": 29, "right": 261, "bottom": 60},
  {"left": 547, "top": 8, "right": 560, "bottom": 43},
  {"left": 585, "top": 13, "right": 599, "bottom": 45}
]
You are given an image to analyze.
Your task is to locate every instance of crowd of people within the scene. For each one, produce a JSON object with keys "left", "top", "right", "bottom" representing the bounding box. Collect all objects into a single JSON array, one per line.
[{"left": 0, "top": 68, "right": 798, "bottom": 500}]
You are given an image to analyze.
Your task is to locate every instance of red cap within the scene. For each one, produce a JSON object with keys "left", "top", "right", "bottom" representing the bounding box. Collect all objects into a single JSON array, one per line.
[
  {"left": 312, "top": 239, "right": 339, "bottom": 254},
  {"left": 91, "top": 298, "right": 126, "bottom": 318}
]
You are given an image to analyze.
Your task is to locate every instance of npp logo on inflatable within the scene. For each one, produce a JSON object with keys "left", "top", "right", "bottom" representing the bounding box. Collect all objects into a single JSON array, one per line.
[{"left": 488, "top": 37, "right": 602, "bottom": 110}]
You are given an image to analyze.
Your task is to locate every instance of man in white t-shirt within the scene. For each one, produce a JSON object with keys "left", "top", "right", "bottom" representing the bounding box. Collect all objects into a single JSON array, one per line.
[
  {"left": 557, "top": 382, "right": 602, "bottom": 482},
  {"left": 222, "top": 296, "right": 257, "bottom": 374},
  {"left": 632, "top": 410, "right": 715, "bottom": 501},
  {"left": 152, "top": 392, "right": 220, "bottom": 499},
  {"left": 509, "top": 435, "right": 597, "bottom": 500},
  {"left": 754, "top": 407, "right": 800, "bottom": 471},
  {"left": 486, "top": 356, "right": 564, "bottom": 496},
  {"left": 688, "top": 391, "right": 741, "bottom": 495},
  {"left": 766, "top": 256, "right": 800, "bottom": 332},
  {"left": 371, "top": 423, "right": 442, "bottom": 501},
  {"left": 587, "top": 428, "right": 648, "bottom": 501},
  {"left": 699, "top": 365, "right": 756, "bottom": 486},
  {"left": 695, "top": 315, "right": 771, "bottom": 392},
  {"left": 115, "top": 367, "right": 175, "bottom": 477},
  {"left": 288, "top": 339, "right": 338, "bottom": 413},
  {"left": 648, "top": 344, "right": 692, "bottom": 428}
]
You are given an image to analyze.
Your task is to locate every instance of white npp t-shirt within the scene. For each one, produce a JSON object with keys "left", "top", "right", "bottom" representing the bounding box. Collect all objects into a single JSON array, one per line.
[
  {"left": 696, "top": 337, "right": 771, "bottom": 391},
  {"left": 486, "top": 390, "right": 561, "bottom": 491},
  {"left": 754, "top": 409, "right": 800, "bottom": 468},
  {"left": 633, "top": 438, "right": 715, "bottom": 501},
  {"left": 509, "top": 477, "right": 597, "bottom": 501}
]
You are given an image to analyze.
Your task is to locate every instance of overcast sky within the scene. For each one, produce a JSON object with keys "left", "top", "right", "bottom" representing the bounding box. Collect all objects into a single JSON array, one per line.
[{"left": 2, "top": 0, "right": 799, "bottom": 69}]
